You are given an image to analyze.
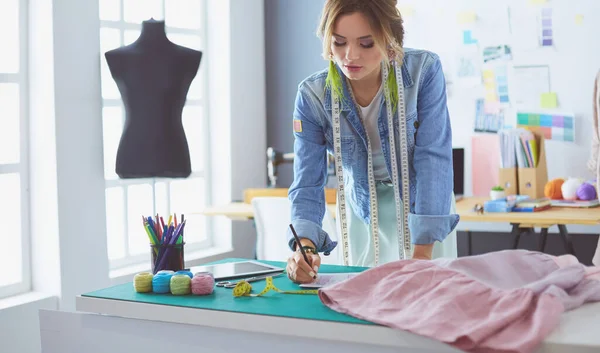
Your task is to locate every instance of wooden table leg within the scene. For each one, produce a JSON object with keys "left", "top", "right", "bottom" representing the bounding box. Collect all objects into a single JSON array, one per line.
[
  {"left": 558, "top": 224, "right": 576, "bottom": 256},
  {"left": 539, "top": 227, "right": 549, "bottom": 253}
]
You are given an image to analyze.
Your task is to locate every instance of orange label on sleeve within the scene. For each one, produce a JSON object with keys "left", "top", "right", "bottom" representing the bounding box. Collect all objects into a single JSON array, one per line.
[{"left": 293, "top": 119, "right": 302, "bottom": 132}]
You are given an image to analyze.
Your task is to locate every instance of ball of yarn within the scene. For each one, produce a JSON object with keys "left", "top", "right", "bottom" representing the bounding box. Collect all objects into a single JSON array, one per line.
[
  {"left": 191, "top": 272, "right": 215, "bottom": 295},
  {"left": 561, "top": 178, "right": 583, "bottom": 200},
  {"left": 152, "top": 271, "right": 174, "bottom": 294},
  {"left": 175, "top": 270, "right": 194, "bottom": 279},
  {"left": 577, "top": 182, "right": 597, "bottom": 201},
  {"left": 170, "top": 274, "right": 192, "bottom": 295},
  {"left": 156, "top": 270, "right": 174, "bottom": 275},
  {"left": 544, "top": 178, "right": 564, "bottom": 199},
  {"left": 586, "top": 180, "right": 598, "bottom": 194},
  {"left": 232, "top": 280, "right": 252, "bottom": 297},
  {"left": 133, "top": 272, "right": 153, "bottom": 293}
]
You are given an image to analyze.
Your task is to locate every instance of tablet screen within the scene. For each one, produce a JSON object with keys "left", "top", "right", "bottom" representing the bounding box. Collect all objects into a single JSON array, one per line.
[{"left": 190, "top": 261, "right": 283, "bottom": 281}]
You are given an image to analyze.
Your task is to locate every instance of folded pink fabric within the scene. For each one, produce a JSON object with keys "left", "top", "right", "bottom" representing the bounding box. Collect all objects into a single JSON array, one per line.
[{"left": 318, "top": 250, "right": 600, "bottom": 353}]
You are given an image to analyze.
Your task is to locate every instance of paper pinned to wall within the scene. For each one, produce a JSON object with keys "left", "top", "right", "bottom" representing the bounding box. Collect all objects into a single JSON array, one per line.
[
  {"left": 463, "top": 30, "right": 478, "bottom": 45},
  {"left": 539, "top": 7, "right": 554, "bottom": 46},
  {"left": 483, "top": 69, "right": 498, "bottom": 104},
  {"left": 512, "top": 65, "right": 551, "bottom": 108},
  {"left": 483, "top": 45, "right": 512, "bottom": 63},
  {"left": 575, "top": 14, "right": 584, "bottom": 25},
  {"left": 457, "top": 11, "right": 477, "bottom": 24},
  {"left": 495, "top": 66, "right": 510, "bottom": 104},
  {"left": 517, "top": 111, "right": 575, "bottom": 142},
  {"left": 540, "top": 92, "right": 558, "bottom": 108},
  {"left": 482, "top": 65, "right": 510, "bottom": 105},
  {"left": 474, "top": 99, "right": 504, "bottom": 133},
  {"left": 457, "top": 45, "right": 481, "bottom": 80}
]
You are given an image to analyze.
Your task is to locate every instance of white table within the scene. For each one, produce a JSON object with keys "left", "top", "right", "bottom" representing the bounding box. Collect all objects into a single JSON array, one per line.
[{"left": 38, "top": 293, "right": 600, "bottom": 353}]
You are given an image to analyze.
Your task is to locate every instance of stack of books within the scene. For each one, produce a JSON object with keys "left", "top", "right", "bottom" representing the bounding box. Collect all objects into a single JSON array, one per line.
[
  {"left": 550, "top": 199, "right": 600, "bottom": 208},
  {"left": 513, "top": 198, "right": 552, "bottom": 212}
]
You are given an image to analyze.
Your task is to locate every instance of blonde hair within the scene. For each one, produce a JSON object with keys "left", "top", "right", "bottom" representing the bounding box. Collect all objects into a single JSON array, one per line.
[{"left": 317, "top": 0, "right": 405, "bottom": 111}]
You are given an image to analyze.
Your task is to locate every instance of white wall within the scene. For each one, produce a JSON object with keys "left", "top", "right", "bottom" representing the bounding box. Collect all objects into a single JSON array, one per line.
[
  {"left": 0, "top": 294, "right": 57, "bottom": 353},
  {"left": 2, "top": 0, "right": 266, "bottom": 352},
  {"left": 395, "top": 0, "right": 600, "bottom": 234},
  {"left": 399, "top": 0, "right": 599, "bottom": 194}
]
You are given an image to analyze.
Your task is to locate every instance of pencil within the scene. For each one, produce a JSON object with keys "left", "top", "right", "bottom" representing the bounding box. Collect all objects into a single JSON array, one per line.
[{"left": 289, "top": 224, "right": 315, "bottom": 278}]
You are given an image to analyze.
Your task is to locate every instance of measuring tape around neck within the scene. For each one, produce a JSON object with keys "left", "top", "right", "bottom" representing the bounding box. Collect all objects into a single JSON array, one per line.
[{"left": 331, "top": 60, "right": 412, "bottom": 266}]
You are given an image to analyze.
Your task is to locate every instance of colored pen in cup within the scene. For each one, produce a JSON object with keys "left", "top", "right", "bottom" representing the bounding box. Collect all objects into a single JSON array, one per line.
[{"left": 289, "top": 224, "right": 316, "bottom": 279}]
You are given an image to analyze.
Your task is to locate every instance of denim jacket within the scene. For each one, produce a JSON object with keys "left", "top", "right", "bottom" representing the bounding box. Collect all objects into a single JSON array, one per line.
[{"left": 287, "top": 48, "right": 460, "bottom": 255}]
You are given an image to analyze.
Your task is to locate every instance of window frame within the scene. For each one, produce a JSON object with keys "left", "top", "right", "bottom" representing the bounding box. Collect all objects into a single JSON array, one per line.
[
  {"left": 0, "top": 0, "right": 31, "bottom": 299},
  {"left": 99, "top": 0, "right": 213, "bottom": 271}
]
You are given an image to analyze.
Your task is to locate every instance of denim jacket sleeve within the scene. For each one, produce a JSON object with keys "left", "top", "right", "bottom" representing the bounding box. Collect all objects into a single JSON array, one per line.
[
  {"left": 287, "top": 83, "right": 338, "bottom": 255},
  {"left": 409, "top": 56, "right": 460, "bottom": 244}
]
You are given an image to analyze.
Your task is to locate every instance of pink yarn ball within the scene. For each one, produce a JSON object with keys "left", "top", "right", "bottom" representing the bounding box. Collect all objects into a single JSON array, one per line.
[
  {"left": 191, "top": 272, "right": 215, "bottom": 295},
  {"left": 576, "top": 183, "right": 597, "bottom": 201}
]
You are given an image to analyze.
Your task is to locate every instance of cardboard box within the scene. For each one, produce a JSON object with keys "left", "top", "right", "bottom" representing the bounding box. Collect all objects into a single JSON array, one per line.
[
  {"left": 498, "top": 167, "right": 518, "bottom": 195},
  {"left": 517, "top": 130, "right": 548, "bottom": 199}
]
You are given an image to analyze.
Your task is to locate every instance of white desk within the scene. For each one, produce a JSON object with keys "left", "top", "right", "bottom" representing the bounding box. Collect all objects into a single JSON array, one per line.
[{"left": 37, "top": 292, "right": 600, "bottom": 353}]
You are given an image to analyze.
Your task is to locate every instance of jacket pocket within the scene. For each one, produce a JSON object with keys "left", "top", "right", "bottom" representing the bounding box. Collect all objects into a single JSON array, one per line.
[{"left": 340, "top": 136, "right": 356, "bottom": 167}]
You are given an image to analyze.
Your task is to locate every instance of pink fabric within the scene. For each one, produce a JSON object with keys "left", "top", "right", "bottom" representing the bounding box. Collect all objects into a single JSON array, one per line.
[{"left": 318, "top": 250, "right": 600, "bottom": 353}]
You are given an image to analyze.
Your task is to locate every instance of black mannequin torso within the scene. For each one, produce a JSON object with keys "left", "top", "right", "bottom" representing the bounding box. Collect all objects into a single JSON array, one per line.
[{"left": 105, "top": 19, "right": 202, "bottom": 178}]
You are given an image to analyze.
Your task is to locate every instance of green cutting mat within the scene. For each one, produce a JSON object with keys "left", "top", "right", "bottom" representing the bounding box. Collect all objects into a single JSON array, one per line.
[{"left": 82, "top": 258, "right": 375, "bottom": 325}]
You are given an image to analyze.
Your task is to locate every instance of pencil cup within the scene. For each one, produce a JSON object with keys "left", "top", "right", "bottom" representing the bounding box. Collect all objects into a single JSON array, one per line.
[{"left": 151, "top": 242, "right": 185, "bottom": 274}]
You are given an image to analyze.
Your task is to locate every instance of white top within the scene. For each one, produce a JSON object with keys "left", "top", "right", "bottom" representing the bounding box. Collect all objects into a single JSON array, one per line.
[{"left": 358, "top": 84, "right": 390, "bottom": 181}]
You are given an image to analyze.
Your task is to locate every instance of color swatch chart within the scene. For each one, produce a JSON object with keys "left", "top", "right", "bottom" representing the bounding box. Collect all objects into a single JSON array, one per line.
[
  {"left": 483, "top": 66, "right": 510, "bottom": 105},
  {"left": 517, "top": 112, "right": 574, "bottom": 142},
  {"left": 539, "top": 7, "right": 553, "bottom": 46}
]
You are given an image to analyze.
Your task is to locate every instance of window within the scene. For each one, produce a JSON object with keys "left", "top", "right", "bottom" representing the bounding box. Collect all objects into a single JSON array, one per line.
[
  {"left": 99, "top": 0, "right": 211, "bottom": 270},
  {"left": 0, "top": 0, "right": 30, "bottom": 298}
]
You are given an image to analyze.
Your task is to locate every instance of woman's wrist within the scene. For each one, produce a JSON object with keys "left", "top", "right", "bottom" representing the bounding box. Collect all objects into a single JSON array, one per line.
[{"left": 412, "top": 244, "right": 433, "bottom": 259}]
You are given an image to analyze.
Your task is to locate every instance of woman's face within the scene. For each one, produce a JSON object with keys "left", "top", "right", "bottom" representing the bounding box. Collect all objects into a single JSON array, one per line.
[{"left": 330, "top": 12, "right": 384, "bottom": 83}]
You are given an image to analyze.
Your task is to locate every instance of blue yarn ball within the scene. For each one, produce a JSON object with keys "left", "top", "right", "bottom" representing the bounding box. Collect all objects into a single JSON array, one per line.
[
  {"left": 152, "top": 272, "right": 174, "bottom": 294},
  {"left": 577, "top": 182, "right": 597, "bottom": 201},
  {"left": 175, "top": 270, "right": 194, "bottom": 279}
]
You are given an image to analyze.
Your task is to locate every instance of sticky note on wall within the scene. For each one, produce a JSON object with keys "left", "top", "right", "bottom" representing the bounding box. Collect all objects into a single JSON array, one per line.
[
  {"left": 457, "top": 11, "right": 477, "bottom": 24},
  {"left": 575, "top": 14, "right": 584, "bottom": 25},
  {"left": 463, "top": 30, "right": 478, "bottom": 44},
  {"left": 541, "top": 92, "right": 558, "bottom": 108},
  {"left": 528, "top": 0, "right": 547, "bottom": 4}
]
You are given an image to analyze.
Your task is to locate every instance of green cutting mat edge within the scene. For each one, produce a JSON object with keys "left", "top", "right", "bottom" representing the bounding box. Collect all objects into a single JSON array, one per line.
[{"left": 82, "top": 258, "right": 375, "bottom": 325}]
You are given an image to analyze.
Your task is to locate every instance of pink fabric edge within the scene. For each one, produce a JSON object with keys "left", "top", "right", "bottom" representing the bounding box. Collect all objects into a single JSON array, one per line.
[{"left": 550, "top": 254, "right": 600, "bottom": 281}]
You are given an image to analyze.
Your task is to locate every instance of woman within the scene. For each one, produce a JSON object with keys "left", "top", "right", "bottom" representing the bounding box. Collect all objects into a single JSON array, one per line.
[{"left": 286, "top": 0, "right": 459, "bottom": 283}]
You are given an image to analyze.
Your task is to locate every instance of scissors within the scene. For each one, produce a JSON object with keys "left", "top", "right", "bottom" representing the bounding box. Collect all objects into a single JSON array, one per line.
[{"left": 216, "top": 272, "right": 284, "bottom": 288}]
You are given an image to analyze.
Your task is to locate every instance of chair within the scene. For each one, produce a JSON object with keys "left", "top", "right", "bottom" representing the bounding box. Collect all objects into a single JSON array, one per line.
[{"left": 251, "top": 197, "right": 340, "bottom": 264}]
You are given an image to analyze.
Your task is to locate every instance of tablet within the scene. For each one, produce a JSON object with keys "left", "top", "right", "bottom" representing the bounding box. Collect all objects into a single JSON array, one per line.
[{"left": 189, "top": 260, "right": 284, "bottom": 281}]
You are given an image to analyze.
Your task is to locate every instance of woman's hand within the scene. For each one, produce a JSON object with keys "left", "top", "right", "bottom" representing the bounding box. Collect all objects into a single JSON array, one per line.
[{"left": 286, "top": 239, "right": 321, "bottom": 283}]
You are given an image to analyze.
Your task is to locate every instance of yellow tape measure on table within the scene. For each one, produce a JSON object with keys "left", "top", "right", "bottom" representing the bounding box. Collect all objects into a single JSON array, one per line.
[{"left": 232, "top": 276, "right": 318, "bottom": 297}]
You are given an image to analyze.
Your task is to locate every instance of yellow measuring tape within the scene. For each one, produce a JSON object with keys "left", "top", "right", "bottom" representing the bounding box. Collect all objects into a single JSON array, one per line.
[{"left": 232, "top": 276, "right": 318, "bottom": 297}]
